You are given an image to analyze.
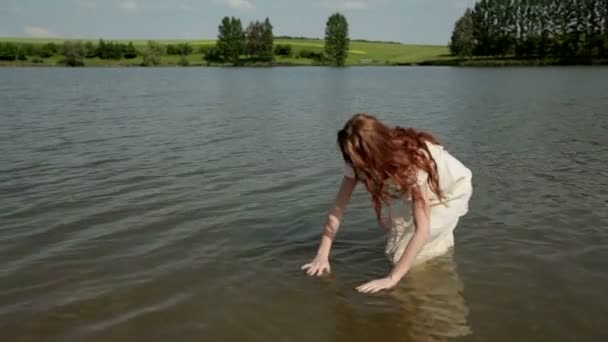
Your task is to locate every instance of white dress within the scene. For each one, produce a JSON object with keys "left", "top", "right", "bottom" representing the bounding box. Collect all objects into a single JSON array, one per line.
[{"left": 344, "top": 142, "right": 473, "bottom": 266}]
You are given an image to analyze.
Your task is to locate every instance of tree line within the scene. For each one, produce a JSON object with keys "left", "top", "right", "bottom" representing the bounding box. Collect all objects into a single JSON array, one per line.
[
  {"left": 450, "top": 0, "right": 608, "bottom": 60},
  {"left": 1, "top": 12, "right": 351, "bottom": 66},
  {"left": 0, "top": 39, "right": 201, "bottom": 64}
]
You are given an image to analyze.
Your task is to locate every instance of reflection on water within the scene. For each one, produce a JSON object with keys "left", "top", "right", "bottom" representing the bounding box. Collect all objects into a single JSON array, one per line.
[{"left": 327, "top": 250, "right": 470, "bottom": 342}]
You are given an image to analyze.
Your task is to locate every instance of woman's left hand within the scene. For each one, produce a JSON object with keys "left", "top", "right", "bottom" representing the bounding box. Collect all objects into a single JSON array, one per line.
[{"left": 356, "top": 276, "right": 398, "bottom": 293}]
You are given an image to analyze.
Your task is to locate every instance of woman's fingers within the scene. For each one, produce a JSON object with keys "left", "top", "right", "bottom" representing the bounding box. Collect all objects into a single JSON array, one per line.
[{"left": 302, "top": 262, "right": 330, "bottom": 276}]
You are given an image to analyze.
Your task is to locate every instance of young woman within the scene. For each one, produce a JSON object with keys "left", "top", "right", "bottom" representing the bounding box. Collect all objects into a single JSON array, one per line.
[{"left": 301, "top": 113, "right": 473, "bottom": 293}]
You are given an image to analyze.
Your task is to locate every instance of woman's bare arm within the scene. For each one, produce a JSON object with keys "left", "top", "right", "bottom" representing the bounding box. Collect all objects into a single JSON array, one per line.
[
  {"left": 316, "top": 175, "right": 357, "bottom": 258},
  {"left": 302, "top": 175, "right": 357, "bottom": 276},
  {"left": 356, "top": 186, "right": 431, "bottom": 293},
  {"left": 389, "top": 186, "right": 431, "bottom": 281}
]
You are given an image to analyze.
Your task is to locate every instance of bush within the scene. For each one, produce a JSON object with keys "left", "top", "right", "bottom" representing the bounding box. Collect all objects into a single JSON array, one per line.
[
  {"left": 62, "top": 41, "right": 85, "bottom": 67},
  {"left": 168, "top": 43, "right": 193, "bottom": 56},
  {"left": 166, "top": 44, "right": 178, "bottom": 55},
  {"left": 298, "top": 49, "right": 323, "bottom": 61},
  {"left": 18, "top": 54, "right": 27, "bottom": 61},
  {"left": 177, "top": 43, "right": 193, "bottom": 55},
  {"left": 123, "top": 42, "right": 138, "bottom": 59},
  {"left": 274, "top": 44, "right": 292, "bottom": 57},
  {"left": 31, "top": 57, "right": 44, "bottom": 64},
  {"left": 19, "top": 43, "right": 36, "bottom": 56},
  {"left": 199, "top": 45, "right": 213, "bottom": 54},
  {"left": 202, "top": 46, "right": 223, "bottom": 63},
  {"left": 96, "top": 39, "right": 123, "bottom": 59},
  {"left": 141, "top": 40, "right": 163, "bottom": 66},
  {"left": 0, "top": 43, "right": 18, "bottom": 61},
  {"left": 178, "top": 55, "right": 190, "bottom": 66},
  {"left": 38, "top": 43, "right": 57, "bottom": 58},
  {"left": 84, "top": 41, "right": 97, "bottom": 58}
]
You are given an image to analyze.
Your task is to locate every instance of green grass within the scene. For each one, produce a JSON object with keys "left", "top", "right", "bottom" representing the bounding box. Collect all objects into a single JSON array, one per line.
[{"left": 0, "top": 37, "right": 454, "bottom": 66}]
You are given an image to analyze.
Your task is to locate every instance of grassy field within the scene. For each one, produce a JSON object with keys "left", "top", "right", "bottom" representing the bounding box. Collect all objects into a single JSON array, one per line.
[{"left": 0, "top": 37, "right": 453, "bottom": 67}]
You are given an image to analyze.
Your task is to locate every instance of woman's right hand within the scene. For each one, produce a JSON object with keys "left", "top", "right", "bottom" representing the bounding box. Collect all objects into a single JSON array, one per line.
[{"left": 301, "top": 255, "right": 331, "bottom": 276}]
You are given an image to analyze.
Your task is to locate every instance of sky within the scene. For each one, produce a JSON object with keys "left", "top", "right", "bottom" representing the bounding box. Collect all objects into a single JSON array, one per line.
[{"left": 0, "top": 0, "right": 476, "bottom": 45}]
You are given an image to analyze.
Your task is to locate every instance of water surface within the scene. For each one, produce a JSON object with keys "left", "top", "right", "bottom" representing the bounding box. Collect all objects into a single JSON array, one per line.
[{"left": 1, "top": 67, "right": 607, "bottom": 341}]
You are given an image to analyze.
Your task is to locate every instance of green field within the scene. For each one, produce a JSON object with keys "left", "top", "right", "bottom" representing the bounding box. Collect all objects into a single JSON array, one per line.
[{"left": 0, "top": 37, "right": 453, "bottom": 67}]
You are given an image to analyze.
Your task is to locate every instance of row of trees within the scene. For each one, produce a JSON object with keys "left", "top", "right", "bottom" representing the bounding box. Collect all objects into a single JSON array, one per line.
[
  {"left": 215, "top": 17, "right": 274, "bottom": 65},
  {"left": 0, "top": 42, "right": 59, "bottom": 60},
  {"left": 0, "top": 40, "right": 203, "bottom": 60},
  {"left": 213, "top": 13, "right": 350, "bottom": 66},
  {"left": 450, "top": 0, "right": 608, "bottom": 59},
  {"left": 58, "top": 40, "right": 183, "bottom": 66},
  {"left": 0, "top": 40, "right": 141, "bottom": 61}
]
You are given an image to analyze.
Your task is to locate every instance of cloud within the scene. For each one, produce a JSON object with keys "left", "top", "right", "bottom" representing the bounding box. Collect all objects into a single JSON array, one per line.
[
  {"left": 119, "top": 1, "right": 138, "bottom": 12},
  {"left": 24, "top": 26, "right": 57, "bottom": 38},
  {"left": 76, "top": 0, "right": 97, "bottom": 7},
  {"left": 218, "top": 0, "right": 255, "bottom": 11}
]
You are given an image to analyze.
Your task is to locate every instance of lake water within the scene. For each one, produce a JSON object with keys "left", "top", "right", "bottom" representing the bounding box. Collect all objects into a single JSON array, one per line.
[{"left": 1, "top": 67, "right": 607, "bottom": 342}]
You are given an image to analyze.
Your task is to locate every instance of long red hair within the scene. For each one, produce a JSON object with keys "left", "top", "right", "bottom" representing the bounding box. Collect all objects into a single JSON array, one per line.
[{"left": 337, "top": 113, "right": 443, "bottom": 223}]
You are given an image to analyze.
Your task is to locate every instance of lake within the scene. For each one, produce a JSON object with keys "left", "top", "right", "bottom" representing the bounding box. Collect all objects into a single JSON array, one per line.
[{"left": 1, "top": 67, "right": 607, "bottom": 342}]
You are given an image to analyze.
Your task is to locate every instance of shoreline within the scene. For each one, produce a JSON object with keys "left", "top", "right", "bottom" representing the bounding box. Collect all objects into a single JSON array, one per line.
[{"left": 2, "top": 59, "right": 607, "bottom": 68}]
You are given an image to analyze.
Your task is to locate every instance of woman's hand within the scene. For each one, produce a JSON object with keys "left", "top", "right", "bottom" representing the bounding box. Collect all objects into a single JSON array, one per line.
[
  {"left": 301, "top": 256, "right": 331, "bottom": 276},
  {"left": 356, "top": 276, "right": 399, "bottom": 293}
]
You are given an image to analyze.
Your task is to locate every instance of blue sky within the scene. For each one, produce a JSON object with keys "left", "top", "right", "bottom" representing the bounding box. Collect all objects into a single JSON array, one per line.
[{"left": 0, "top": 0, "right": 475, "bottom": 45}]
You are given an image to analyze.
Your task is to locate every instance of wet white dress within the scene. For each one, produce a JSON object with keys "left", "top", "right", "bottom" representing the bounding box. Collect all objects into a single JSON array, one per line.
[{"left": 344, "top": 142, "right": 473, "bottom": 266}]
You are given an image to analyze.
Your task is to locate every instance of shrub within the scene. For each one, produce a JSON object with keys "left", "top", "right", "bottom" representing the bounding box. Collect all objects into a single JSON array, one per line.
[{"left": 274, "top": 44, "right": 292, "bottom": 57}]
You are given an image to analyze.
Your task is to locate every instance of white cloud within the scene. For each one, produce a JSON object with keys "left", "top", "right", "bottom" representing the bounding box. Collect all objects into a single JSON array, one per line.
[
  {"left": 76, "top": 0, "right": 97, "bottom": 8},
  {"left": 119, "top": 1, "right": 138, "bottom": 12},
  {"left": 24, "top": 26, "right": 57, "bottom": 38},
  {"left": 219, "top": 0, "right": 255, "bottom": 11}
]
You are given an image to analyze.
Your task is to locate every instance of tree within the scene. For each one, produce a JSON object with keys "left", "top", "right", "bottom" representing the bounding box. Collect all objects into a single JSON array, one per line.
[
  {"left": 450, "top": 9, "right": 475, "bottom": 58},
  {"left": 217, "top": 16, "right": 246, "bottom": 65},
  {"left": 142, "top": 40, "right": 164, "bottom": 66},
  {"left": 324, "top": 13, "right": 349, "bottom": 66},
  {"left": 166, "top": 44, "right": 178, "bottom": 55},
  {"left": 177, "top": 43, "right": 193, "bottom": 55},
  {"left": 245, "top": 18, "right": 274, "bottom": 62},
  {"left": 61, "top": 41, "right": 85, "bottom": 66},
  {"left": 246, "top": 20, "right": 264, "bottom": 58},
  {"left": 0, "top": 43, "right": 18, "bottom": 61},
  {"left": 38, "top": 43, "right": 57, "bottom": 58},
  {"left": 202, "top": 46, "right": 223, "bottom": 64},
  {"left": 261, "top": 17, "right": 274, "bottom": 61},
  {"left": 96, "top": 39, "right": 122, "bottom": 59},
  {"left": 84, "top": 41, "right": 97, "bottom": 58},
  {"left": 123, "top": 42, "right": 138, "bottom": 59},
  {"left": 20, "top": 43, "right": 35, "bottom": 56},
  {"left": 97, "top": 39, "right": 107, "bottom": 58}
]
